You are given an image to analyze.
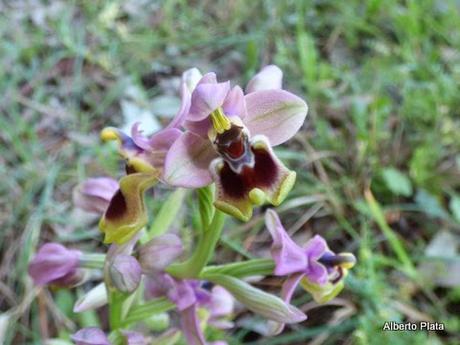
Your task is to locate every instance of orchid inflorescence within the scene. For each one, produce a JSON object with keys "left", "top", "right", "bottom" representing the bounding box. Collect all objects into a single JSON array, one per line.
[{"left": 29, "top": 65, "right": 356, "bottom": 345}]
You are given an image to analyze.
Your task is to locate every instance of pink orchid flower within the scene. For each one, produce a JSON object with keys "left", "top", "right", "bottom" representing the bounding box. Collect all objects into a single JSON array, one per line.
[{"left": 164, "top": 65, "right": 308, "bottom": 221}]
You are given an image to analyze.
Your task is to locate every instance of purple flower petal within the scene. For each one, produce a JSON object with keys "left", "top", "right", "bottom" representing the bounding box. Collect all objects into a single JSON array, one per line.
[
  {"left": 209, "top": 286, "right": 234, "bottom": 318},
  {"left": 244, "top": 89, "right": 308, "bottom": 146},
  {"left": 265, "top": 209, "right": 308, "bottom": 276},
  {"left": 163, "top": 131, "right": 217, "bottom": 188},
  {"left": 305, "top": 261, "right": 329, "bottom": 285},
  {"left": 188, "top": 81, "right": 231, "bottom": 122},
  {"left": 144, "top": 273, "right": 170, "bottom": 300},
  {"left": 71, "top": 327, "right": 110, "bottom": 345},
  {"left": 131, "top": 122, "right": 154, "bottom": 150},
  {"left": 197, "top": 72, "right": 217, "bottom": 85},
  {"left": 179, "top": 305, "right": 206, "bottom": 345},
  {"left": 167, "top": 82, "right": 192, "bottom": 129},
  {"left": 28, "top": 243, "right": 81, "bottom": 286},
  {"left": 304, "top": 235, "right": 328, "bottom": 260},
  {"left": 73, "top": 177, "right": 119, "bottom": 214},
  {"left": 139, "top": 234, "right": 184, "bottom": 273},
  {"left": 223, "top": 86, "right": 247, "bottom": 118},
  {"left": 167, "top": 278, "right": 197, "bottom": 311},
  {"left": 184, "top": 118, "right": 211, "bottom": 138},
  {"left": 246, "top": 65, "right": 283, "bottom": 93}
]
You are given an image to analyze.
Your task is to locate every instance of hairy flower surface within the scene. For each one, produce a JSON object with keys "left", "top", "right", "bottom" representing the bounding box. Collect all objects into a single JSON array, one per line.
[
  {"left": 28, "top": 243, "right": 83, "bottom": 287},
  {"left": 164, "top": 66, "right": 308, "bottom": 221}
]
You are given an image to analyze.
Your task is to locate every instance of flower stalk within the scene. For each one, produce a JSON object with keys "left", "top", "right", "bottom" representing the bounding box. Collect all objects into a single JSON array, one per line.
[{"left": 166, "top": 209, "right": 226, "bottom": 279}]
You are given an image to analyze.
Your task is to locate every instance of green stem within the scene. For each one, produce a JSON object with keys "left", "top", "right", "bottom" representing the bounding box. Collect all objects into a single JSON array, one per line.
[
  {"left": 108, "top": 289, "right": 124, "bottom": 330},
  {"left": 166, "top": 210, "right": 226, "bottom": 279},
  {"left": 79, "top": 253, "right": 106, "bottom": 269},
  {"left": 201, "top": 258, "right": 275, "bottom": 279}
]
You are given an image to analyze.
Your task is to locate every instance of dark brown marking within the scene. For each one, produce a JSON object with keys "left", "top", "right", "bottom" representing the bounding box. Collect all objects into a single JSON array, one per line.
[
  {"left": 219, "top": 147, "right": 278, "bottom": 199},
  {"left": 105, "top": 189, "right": 127, "bottom": 219}
]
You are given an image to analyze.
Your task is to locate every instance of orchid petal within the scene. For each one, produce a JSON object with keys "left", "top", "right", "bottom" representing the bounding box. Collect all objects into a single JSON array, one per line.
[
  {"left": 182, "top": 68, "right": 203, "bottom": 91},
  {"left": 305, "top": 261, "right": 329, "bottom": 285},
  {"left": 179, "top": 305, "right": 206, "bottom": 345},
  {"left": 167, "top": 82, "right": 192, "bottom": 129},
  {"left": 131, "top": 122, "right": 153, "bottom": 150},
  {"left": 209, "top": 286, "right": 234, "bottom": 318},
  {"left": 304, "top": 235, "right": 329, "bottom": 260},
  {"left": 167, "top": 278, "right": 197, "bottom": 311},
  {"left": 197, "top": 72, "right": 217, "bottom": 85},
  {"left": 99, "top": 172, "right": 159, "bottom": 244},
  {"left": 73, "top": 177, "right": 119, "bottom": 214},
  {"left": 184, "top": 118, "right": 211, "bottom": 138},
  {"left": 144, "top": 273, "right": 170, "bottom": 300},
  {"left": 246, "top": 65, "right": 283, "bottom": 93},
  {"left": 188, "top": 81, "right": 231, "bottom": 121},
  {"left": 223, "top": 86, "right": 247, "bottom": 118},
  {"left": 265, "top": 209, "right": 307, "bottom": 276},
  {"left": 166, "top": 68, "right": 202, "bottom": 129},
  {"left": 164, "top": 132, "right": 217, "bottom": 188},
  {"left": 244, "top": 89, "right": 308, "bottom": 146}
]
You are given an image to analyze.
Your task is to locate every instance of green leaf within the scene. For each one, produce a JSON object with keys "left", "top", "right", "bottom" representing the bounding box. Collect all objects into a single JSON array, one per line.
[
  {"left": 415, "top": 189, "right": 449, "bottom": 219},
  {"left": 364, "top": 189, "right": 416, "bottom": 278},
  {"left": 202, "top": 259, "right": 274, "bottom": 278},
  {"left": 122, "top": 297, "right": 175, "bottom": 326},
  {"left": 449, "top": 195, "right": 460, "bottom": 223},
  {"left": 382, "top": 167, "right": 413, "bottom": 196},
  {"left": 147, "top": 188, "right": 187, "bottom": 240}
]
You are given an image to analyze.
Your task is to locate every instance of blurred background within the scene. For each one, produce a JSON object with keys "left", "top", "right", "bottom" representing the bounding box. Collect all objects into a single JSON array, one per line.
[{"left": 1, "top": 0, "right": 460, "bottom": 344}]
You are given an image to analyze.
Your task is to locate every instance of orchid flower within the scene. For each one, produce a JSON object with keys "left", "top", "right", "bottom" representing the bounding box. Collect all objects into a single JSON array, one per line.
[
  {"left": 28, "top": 243, "right": 84, "bottom": 287},
  {"left": 265, "top": 209, "right": 356, "bottom": 334},
  {"left": 95, "top": 69, "right": 202, "bottom": 244},
  {"left": 140, "top": 234, "right": 232, "bottom": 345},
  {"left": 164, "top": 65, "right": 308, "bottom": 221}
]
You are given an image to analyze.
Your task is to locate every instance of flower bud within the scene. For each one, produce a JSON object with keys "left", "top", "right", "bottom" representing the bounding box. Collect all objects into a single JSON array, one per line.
[
  {"left": 206, "top": 274, "right": 306, "bottom": 324},
  {"left": 138, "top": 234, "right": 183, "bottom": 273},
  {"left": 71, "top": 327, "right": 110, "bottom": 345},
  {"left": 121, "top": 330, "right": 147, "bottom": 345},
  {"left": 109, "top": 254, "right": 142, "bottom": 293},
  {"left": 28, "top": 243, "right": 83, "bottom": 287},
  {"left": 74, "top": 283, "right": 108, "bottom": 313}
]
